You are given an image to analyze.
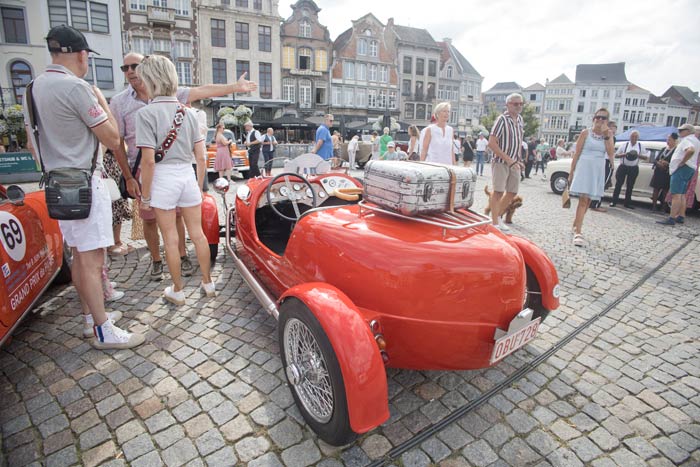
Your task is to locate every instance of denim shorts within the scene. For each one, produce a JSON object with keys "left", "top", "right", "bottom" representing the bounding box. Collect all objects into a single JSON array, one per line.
[{"left": 670, "top": 165, "right": 695, "bottom": 195}]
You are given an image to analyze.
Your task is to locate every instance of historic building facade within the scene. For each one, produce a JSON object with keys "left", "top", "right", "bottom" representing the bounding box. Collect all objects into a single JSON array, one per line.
[{"left": 437, "top": 38, "right": 482, "bottom": 134}]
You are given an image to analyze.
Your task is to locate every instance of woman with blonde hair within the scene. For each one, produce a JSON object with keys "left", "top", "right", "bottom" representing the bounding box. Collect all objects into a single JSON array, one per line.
[
  {"left": 214, "top": 123, "right": 233, "bottom": 181},
  {"left": 407, "top": 125, "right": 419, "bottom": 160},
  {"left": 421, "top": 102, "right": 454, "bottom": 165},
  {"left": 135, "top": 55, "right": 216, "bottom": 304},
  {"left": 568, "top": 108, "right": 615, "bottom": 247}
]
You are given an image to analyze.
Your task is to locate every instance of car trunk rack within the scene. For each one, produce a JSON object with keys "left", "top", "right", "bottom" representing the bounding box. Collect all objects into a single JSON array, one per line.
[{"left": 358, "top": 200, "right": 492, "bottom": 235}]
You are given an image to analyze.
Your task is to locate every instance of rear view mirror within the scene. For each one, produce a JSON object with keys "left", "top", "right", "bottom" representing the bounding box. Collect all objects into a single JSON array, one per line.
[{"left": 6, "top": 185, "right": 25, "bottom": 204}]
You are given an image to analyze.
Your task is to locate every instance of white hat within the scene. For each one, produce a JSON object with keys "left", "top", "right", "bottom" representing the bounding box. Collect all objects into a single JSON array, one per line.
[
  {"left": 387, "top": 141, "right": 395, "bottom": 148},
  {"left": 244, "top": 120, "right": 254, "bottom": 127}
]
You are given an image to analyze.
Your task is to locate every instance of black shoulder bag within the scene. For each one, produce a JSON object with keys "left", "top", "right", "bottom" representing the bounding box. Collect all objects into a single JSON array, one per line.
[{"left": 27, "top": 81, "right": 98, "bottom": 220}]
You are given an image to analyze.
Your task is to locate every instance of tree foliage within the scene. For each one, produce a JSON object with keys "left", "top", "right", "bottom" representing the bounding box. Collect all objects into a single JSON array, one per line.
[{"left": 478, "top": 102, "right": 539, "bottom": 138}]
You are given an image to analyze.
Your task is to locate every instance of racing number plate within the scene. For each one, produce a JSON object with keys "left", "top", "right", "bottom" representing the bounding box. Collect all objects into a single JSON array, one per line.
[{"left": 490, "top": 317, "right": 541, "bottom": 365}]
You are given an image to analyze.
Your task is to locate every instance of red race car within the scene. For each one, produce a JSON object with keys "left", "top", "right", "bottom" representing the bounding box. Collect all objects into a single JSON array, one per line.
[
  {"left": 0, "top": 185, "right": 71, "bottom": 346},
  {"left": 220, "top": 155, "right": 560, "bottom": 445}
]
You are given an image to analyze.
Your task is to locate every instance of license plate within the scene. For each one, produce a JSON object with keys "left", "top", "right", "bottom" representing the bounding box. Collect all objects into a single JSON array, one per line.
[{"left": 490, "top": 317, "right": 541, "bottom": 365}]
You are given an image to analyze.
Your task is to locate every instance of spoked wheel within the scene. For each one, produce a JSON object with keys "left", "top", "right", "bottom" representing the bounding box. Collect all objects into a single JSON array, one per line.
[{"left": 279, "top": 298, "right": 356, "bottom": 446}]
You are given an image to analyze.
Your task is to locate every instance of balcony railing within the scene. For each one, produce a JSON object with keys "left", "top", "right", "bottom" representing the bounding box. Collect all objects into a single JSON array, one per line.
[{"left": 147, "top": 6, "right": 176, "bottom": 26}]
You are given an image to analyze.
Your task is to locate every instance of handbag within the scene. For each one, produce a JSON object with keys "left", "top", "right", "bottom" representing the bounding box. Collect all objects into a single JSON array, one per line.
[
  {"left": 562, "top": 187, "right": 571, "bottom": 209},
  {"left": 27, "top": 81, "right": 97, "bottom": 220},
  {"left": 118, "top": 150, "right": 141, "bottom": 199}
]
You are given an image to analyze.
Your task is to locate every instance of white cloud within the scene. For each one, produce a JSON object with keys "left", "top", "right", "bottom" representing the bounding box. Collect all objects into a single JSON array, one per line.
[{"left": 280, "top": 0, "right": 700, "bottom": 96}]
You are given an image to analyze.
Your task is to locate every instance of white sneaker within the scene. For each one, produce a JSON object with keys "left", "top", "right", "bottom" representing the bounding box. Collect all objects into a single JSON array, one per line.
[
  {"left": 83, "top": 311, "right": 123, "bottom": 338},
  {"left": 92, "top": 319, "right": 145, "bottom": 350},
  {"left": 105, "top": 290, "right": 124, "bottom": 302},
  {"left": 496, "top": 220, "right": 511, "bottom": 232},
  {"left": 164, "top": 286, "right": 186, "bottom": 306},
  {"left": 201, "top": 281, "right": 216, "bottom": 298}
]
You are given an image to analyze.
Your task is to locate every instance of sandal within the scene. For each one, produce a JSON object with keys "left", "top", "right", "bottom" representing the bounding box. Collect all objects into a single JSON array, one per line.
[
  {"left": 108, "top": 243, "right": 134, "bottom": 256},
  {"left": 573, "top": 234, "right": 584, "bottom": 247}
]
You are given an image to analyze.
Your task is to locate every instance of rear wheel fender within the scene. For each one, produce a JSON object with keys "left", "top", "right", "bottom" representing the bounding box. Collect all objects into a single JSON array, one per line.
[
  {"left": 200, "top": 193, "right": 219, "bottom": 245},
  {"left": 280, "top": 283, "right": 389, "bottom": 436},
  {"left": 508, "top": 236, "right": 560, "bottom": 312}
]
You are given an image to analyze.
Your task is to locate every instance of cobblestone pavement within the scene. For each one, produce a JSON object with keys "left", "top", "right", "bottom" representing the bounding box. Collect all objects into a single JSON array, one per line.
[{"left": 1, "top": 168, "right": 698, "bottom": 466}]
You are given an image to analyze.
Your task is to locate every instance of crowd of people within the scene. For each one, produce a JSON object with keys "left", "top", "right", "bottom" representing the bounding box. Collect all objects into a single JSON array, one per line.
[{"left": 21, "top": 26, "right": 700, "bottom": 351}]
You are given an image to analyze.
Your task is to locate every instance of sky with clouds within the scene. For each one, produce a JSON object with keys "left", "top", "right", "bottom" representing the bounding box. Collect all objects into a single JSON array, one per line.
[{"left": 279, "top": 0, "right": 700, "bottom": 97}]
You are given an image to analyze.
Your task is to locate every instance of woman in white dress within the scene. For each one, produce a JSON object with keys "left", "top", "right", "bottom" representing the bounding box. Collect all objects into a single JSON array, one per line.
[
  {"left": 420, "top": 102, "right": 454, "bottom": 165},
  {"left": 568, "top": 108, "right": 615, "bottom": 247}
]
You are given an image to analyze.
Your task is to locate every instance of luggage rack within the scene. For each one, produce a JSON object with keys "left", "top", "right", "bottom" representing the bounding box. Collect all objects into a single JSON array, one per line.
[{"left": 358, "top": 200, "right": 492, "bottom": 234}]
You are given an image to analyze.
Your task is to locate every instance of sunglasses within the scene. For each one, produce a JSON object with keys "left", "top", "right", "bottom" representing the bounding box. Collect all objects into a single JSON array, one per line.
[
  {"left": 594, "top": 115, "right": 609, "bottom": 120},
  {"left": 120, "top": 63, "right": 139, "bottom": 72},
  {"left": 508, "top": 102, "right": 523, "bottom": 107}
]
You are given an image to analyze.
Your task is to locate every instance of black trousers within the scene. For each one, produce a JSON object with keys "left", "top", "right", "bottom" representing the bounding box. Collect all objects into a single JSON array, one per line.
[
  {"left": 248, "top": 149, "right": 261, "bottom": 177},
  {"left": 612, "top": 164, "right": 639, "bottom": 206},
  {"left": 524, "top": 160, "right": 534, "bottom": 178},
  {"left": 590, "top": 160, "right": 612, "bottom": 208}
]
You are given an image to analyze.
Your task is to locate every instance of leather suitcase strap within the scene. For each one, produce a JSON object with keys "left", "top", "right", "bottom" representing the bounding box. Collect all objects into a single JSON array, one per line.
[{"left": 412, "top": 161, "right": 457, "bottom": 212}]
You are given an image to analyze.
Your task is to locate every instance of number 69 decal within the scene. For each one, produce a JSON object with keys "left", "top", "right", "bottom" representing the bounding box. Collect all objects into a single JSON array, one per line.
[{"left": 0, "top": 212, "right": 26, "bottom": 262}]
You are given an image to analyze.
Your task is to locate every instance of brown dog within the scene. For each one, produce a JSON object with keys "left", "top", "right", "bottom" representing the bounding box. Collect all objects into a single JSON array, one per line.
[{"left": 483, "top": 185, "right": 523, "bottom": 224}]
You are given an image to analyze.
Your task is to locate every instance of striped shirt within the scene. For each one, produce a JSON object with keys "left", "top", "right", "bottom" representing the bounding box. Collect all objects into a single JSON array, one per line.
[{"left": 491, "top": 111, "right": 524, "bottom": 163}]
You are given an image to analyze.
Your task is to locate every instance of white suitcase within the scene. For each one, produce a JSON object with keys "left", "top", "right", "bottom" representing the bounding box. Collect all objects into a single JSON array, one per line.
[{"left": 363, "top": 160, "right": 476, "bottom": 216}]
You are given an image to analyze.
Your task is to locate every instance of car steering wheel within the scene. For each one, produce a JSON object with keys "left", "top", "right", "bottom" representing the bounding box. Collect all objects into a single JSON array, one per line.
[{"left": 265, "top": 173, "right": 318, "bottom": 222}]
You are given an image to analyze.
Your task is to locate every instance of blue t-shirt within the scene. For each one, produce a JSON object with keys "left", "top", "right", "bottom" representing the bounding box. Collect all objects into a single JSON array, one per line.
[{"left": 315, "top": 125, "right": 333, "bottom": 160}]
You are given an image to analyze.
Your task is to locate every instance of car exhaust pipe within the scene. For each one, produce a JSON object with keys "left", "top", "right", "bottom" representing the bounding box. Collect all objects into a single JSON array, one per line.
[{"left": 225, "top": 206, "right": 280, "bottom": 320}]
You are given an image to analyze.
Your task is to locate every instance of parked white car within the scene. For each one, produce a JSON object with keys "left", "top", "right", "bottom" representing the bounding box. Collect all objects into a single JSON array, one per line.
[{"left": 547, "top": 141, "right": 667, "bottom": 201}]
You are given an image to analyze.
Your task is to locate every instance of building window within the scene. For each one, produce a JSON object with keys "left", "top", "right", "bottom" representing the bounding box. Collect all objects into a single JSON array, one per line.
[
  {"left": 332, "top": 86, "right": 341, "bottom": 106},
  {"left": 368, "top": 89, "right": 377, "bottom": 108},
  {"left": 591, "top": 89, "right": 598, "bottom": 98},
  {"left": 89, "top": 2, "right": 108, "bottom": 33},
  {"left": 368, "top": 64, "right": 377, "bottom": 81},
  {"left": 70, "top": 1, "right": 89, "bottom": 30},
  {"left": 378, "top": 90, "right": 386, "bottom": 109},
  {"left": 48, "top": 1, "right": 109, "bottom": 33},
  {"left": 343, "top": 61, "right": 354, "bottom": 80},
  {"left": 130, "top": 36, "right": 149, "bottom": 54},
  {"left": 428, "top": 60, "right": 437, "bottom": 77},
  {"left": 84, "top": 57, "right": 113, "bottom": 89},
  {"left": 389, "top": 91, "right": 397, "bottom": 110},
  {"left": 580, "top": 89, "right": 587, "bottom": 98},
  {"left": 358, "top": 38, "right": 367, "bottom": 55},
  {"left": 315, "top": 82, "right": 326, "bottom": 105},
  {"left": 624, "top": 97, "right": 630, "bottom": 105},
  {"left": 403, "top": 56, "right": 412, "bottom": 74},
  {"left": 369, "top": 40, "right": 378, "bottom": 57},
  {"left": 404, "top": 103, "right": 414, "bottom": 119},
  {"left": 236, "top": 0, "right": 248, "bottom": 6},
  {"left": 356, "top": 63, "right": 366, "bottom": 81},
  {"left": 236, "top": 60, "right": 249, "bottom": 83},
  {"left": 630, "top": 110, "right": 636, "bottom": 122},
  {"left": 282, "top": 46, "right": 294, "bottom": 69},
  {"left": 253, "top": 0, "right": 262, "bottom": 9},
  {"left": 298, "top": 48, "right": 311, "bottom": 70},
  {"left": 174, "top": 40, "right": 191, "bottom": 58},
  {"left": 129, "top": 0, "right": 146, "bottom": 11},
  {"left": 615, "top": 90, "right": 622, "bottom": 98},
  {"left": 259, "top": 62, "right": 272, "bottom": 98},
  {"left": 415, "top": 58, "right": 424, "bottom": 76},
  {"left": 235, "top": 22, "right": 249, "bottom": 49},
  {"left": 174, "top": 0, "right": 190, "bottom": 16},
  {"left": 355, "top": 87, "right": 365, "bottom": 107},
  {"left": 577, "top": 103, "right": 584, "bottom": 113},
  {"left": 530, "top": 94, "right": 536, "bottom": 101},
  {"left": 446, "top": 65, "right": 453, "bottom": 78},
  {"left": 299, "top": 79, "right": 311, "bottom": 108},
  {"left": 623, "top": 110, "right": 629, "bottom": 121},
  {"left": 176, "top": 61, "right": 191, "bottom": 85},
  {"left": 282, "top": 78, "right": 295, "bottom": 103},
  {"left": 48, "top": 0, "right": 68, "bottom": 25},
  {"left": 379, "top": 65, "right": 388, "bottom": 83},
  {"left": 415, "top": 81, "right": 423, "bottom": 99},
  {"left": 632, "top": 98, "right": 638, "bottom": 106},
  {"left": 211, "top": 19, "right": 226, "bottom": 47},
  {"left": 613, "top": 103, "right": 621, "bottom": 114},
  {"left": 212, "top": 58, "right": 227, "bottom": 84},
  {"left": 314, "top": 50, "right": 327, "bottom": 72},
  {"left": 416, "top": 104, "right": 426, "bottom": 120},
  {"left": 300, "top": 20, "right": 311, "bottom": 38},
  {"left": 427, "top": 82, "right": 435, "bottom": 99},
  {"left": 10, "top": 61, "right": 31, "bottom": 104},
  {"left": 402, "top": 79, "right": 411, "bottom": 96},
  {"left": 344, "top": 87, "right": 354, "bottom": 107},
  {"left": 1, "top": 7, "right": 27, "bottom": 44},
  {"left": 258, "top": 25, "right": 271, "bottom": 52}
]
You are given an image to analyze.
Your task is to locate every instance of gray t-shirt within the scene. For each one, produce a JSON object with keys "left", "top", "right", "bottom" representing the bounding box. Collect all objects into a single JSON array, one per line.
[
  {"left": 23, "top": 64, "right": 107, "bottom": 171},
  {"left": 134, "top": 96, "right": 204, "bottom": 165}
]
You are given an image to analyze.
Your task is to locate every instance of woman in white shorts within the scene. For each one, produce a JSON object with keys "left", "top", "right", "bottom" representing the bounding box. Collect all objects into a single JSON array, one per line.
[{"left": 135, "top": 55, "right": 215, "bottom": 305}]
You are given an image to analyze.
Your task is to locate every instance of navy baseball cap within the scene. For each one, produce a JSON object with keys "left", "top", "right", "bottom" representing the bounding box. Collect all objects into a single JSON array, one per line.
[{"left": 46, "top": 25, "right": 100, "bottom": 55}]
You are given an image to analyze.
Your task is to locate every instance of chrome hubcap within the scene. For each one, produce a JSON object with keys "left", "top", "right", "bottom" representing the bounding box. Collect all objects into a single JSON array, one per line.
[
  {"left": 554, "top": 177, "right": 568, "bottom": 193},
  {"left": 283, "top": 318, "right": 334, "bottom": 423}
]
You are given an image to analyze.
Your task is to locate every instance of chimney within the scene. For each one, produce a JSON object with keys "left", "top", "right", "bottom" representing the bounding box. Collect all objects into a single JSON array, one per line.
[{"left": 387, "top": 17, "right": 394, "bottom": 27}]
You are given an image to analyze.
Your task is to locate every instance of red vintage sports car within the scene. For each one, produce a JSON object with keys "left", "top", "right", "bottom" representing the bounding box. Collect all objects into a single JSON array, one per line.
[
  {"left": 221, "top": 155, "right": 560, "bottom": 445},
  {"left": 0, "top": 185, "right": 71, "bottom": 346}
]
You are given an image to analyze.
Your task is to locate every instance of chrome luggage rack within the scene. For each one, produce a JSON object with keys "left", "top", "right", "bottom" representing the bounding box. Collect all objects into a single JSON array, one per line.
[{"left": 358, "top": 200, "right": 492, "bottom": 234}]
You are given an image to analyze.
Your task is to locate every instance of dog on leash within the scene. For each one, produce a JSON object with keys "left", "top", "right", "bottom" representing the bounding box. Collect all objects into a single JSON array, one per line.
[{"left": 483, "top": 185, "right": 523, "bottom": 224}]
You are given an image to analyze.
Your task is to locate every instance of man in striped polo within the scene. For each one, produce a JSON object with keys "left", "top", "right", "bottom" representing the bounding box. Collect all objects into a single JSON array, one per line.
[{"left": 488, "top": 93, "right": 525, "bottom": 232}]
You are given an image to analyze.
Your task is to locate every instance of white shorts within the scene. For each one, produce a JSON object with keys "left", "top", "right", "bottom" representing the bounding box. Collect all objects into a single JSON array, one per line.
[
  {"left": 149, "top": 163, "right": 202, "bottom": 210},
  {"left": 59, "top": 175, "right": 114, "bottom": 252}
]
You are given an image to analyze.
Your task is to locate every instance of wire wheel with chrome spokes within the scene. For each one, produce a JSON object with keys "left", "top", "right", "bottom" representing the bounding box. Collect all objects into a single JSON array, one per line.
[{"left": 279, "top": 298, "right": 356, "bottom": 446}]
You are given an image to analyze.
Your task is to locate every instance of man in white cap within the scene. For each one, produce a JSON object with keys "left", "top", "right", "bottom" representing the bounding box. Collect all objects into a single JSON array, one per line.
[
  {"left": 244, "top": 120, "right": 264, "bottom": 177},
  {"left": 24, "top": 25, "right": 144, "bottom": 349},
  {"left": 657, "top": 123, "right": 700, "bottom": 225},
  {"left": 382, "top": 141, "right": 399, "bottom": 160}
]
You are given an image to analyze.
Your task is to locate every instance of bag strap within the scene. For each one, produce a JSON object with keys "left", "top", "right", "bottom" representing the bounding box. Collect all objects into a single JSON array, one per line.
[
  {"left": 154, "top": 105, "right": 186, "bottom": 162},
  {"left": 27, "top": 80, "right": 99, "bottom": 184}
]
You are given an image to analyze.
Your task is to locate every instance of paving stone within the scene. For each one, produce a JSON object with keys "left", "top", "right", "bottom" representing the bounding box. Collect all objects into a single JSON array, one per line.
[
  {"left": 500, "top": 437, "right": 541, "bottom": 466},
  {"left": 601, "top": 416, "right": 634, "bottom": 439},
  {"left": 38, "top": 414, "right": 69, "bottom": 438},
  {"left": 79, "top": 423, "right": 111, "bottom": 450},
  {"left": 609, "top": 447, "right": 644, "bottom": 466},
  {"left": 42, "top": 428, "right": 74, "bottom": 455},
  {"left": 195, "top": 428, "right": 226, "bottom": 456},
  {"left": 145, "top": 410, "right": 177, "bottom": 434},
  {"left": 115, "top": 419, "right": 145, "bottom": 444},
  {"left": 154, "top": 425, "right": 186, "bottom": 450},
  {"left": 198, "top": 392, "right": 225, "bottom": 412},
  {"left": 421, "top": 437, "right": 451, "bottom": 462},
  {"left": 483, "top": 423, "right": 515, "bottom": 447},
  {"left": 400, "top": 448, "right": 431, "bottom": 467},
  {"left": 45, "top": 445, "right": 78, "bottom": 467},
  {"left": 122, "top": 433, "right": 156, "bottom": 461},
  {"left": 162, "top": 438, "right": 198, "bottom": 467},
  {"left": 436, "top": 423, "right": 473, "bottom": 450},
  {"left": 131, "top": 451, "right": 164, "bottom": 467},
  {"left": 96, "top": 393, "right": 125, "bottom": 416},
  {"left": 7, "top": 441, "right": 40, "bottom": 466},
  {"left": 340, "top": 445, "right": 371, "bottom": 467},
  {"left": 462, "top": 439, "right": 499, "bottom": 467},
  {"left": 505, "top": 408, "right": 538, "bottom": 434},
  {"left": 568, "top": 436, "right": 603, "bottom": 463},
  {"left": 623, "top": 436, "right": 660, "bottom": 460},
  {"left": 235, "top": 435, "right": 272, "bottom": 463},
  {"left": 652, "top": 437, "right": 690, "bottom": 464},
  {"left": 546, "top": 447, "right": 584, "bottom": 467},
  {"left": 250, "top": 403, "right": 286, "bottom": 427},
  {"left": 82, "top": 440, "right": 117, "bottom": 467},
  {"left": 268, "top": 419, "right": 303, "bottom": 449},
  {"left": 247, "top": 452, "right": 283, "bottom": 467},
  {"left": 172, "top": 400, "right": 202, "bottom": 422}
]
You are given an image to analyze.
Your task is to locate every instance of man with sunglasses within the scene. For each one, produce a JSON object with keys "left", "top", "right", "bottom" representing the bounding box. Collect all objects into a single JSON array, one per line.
[
  {"left": 488, "top": 93, "right": 525, "bottom": 233},
  {"left": 110, "top": 52, "right": 257, "bottom": 280},
  {"left": 310, "top": 114, "right": 334, "bottom": 160}
]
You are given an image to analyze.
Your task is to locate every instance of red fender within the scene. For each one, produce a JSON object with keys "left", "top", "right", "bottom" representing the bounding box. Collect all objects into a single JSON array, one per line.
[
  {"left": 200, "top": 192, "right": 219, "bottom": 245},
  {"left": 280, "top": 283, "right": 389, "bottom": 434},
  {"left": 508, "top": 236, "right": 560, "bottom": 311}
]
